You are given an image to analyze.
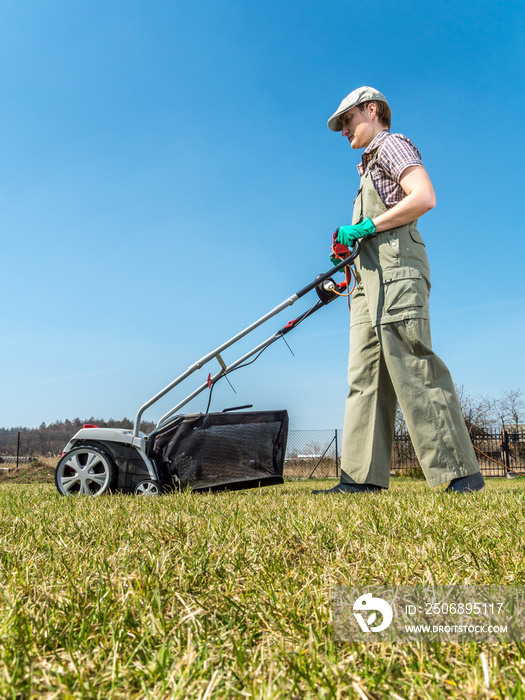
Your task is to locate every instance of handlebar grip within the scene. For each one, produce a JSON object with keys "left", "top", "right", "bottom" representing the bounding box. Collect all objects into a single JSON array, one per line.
[{"left": 331, "top": 238, "right": 361, "bottom": 273}]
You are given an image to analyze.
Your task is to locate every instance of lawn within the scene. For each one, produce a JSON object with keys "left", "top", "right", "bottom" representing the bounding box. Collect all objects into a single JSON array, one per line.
[{"left": 0, "top": 478, "right": 524, "bottom": 698}]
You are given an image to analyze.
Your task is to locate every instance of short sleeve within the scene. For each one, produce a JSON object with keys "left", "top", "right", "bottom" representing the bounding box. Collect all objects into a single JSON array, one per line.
[{"left": 378, "top": 133, "right": 423, "bottom": 183}]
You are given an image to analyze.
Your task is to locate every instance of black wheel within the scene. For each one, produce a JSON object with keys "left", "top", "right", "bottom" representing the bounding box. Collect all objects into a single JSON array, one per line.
[
  {"left": 134, "top": 480, "right": 160, "bottom": 496},
  {"left": 55, "top": 445, "right": 115, "bottom": 496}
]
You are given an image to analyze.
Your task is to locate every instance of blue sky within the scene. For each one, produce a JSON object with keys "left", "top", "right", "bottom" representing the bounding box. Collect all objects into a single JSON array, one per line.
[{"left": 1, "top": 0, "right": 524, "bottom": 430}]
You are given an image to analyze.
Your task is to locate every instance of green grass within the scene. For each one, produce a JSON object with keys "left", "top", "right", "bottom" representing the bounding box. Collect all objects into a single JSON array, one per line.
[{"left": 0, "top": 479, "right": 524, "bottom": 699}]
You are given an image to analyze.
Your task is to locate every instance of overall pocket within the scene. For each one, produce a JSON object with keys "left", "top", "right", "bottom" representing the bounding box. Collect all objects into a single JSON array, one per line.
[
  {"left": 384, "top": 267, "right": 425, "bottom": 313},
  {"left": 409, "top": 229, "right": 426, "bottom": 246}
]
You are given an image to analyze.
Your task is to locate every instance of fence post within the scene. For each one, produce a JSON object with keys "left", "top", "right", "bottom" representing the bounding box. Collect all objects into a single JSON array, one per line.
[
  {"left": 335, "top": 429, "right": 339, "bottom": 478},
  {"left": 16, "top": 431, "right": 20, "bottom": 469},
  {"left": 500, "top": 428, "right": 512, "bottom": 478}
]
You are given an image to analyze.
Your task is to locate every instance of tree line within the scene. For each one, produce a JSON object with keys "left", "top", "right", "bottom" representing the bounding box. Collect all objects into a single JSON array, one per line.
[{"left": 0, "top": 417, "right": 157, "bottom": 436}]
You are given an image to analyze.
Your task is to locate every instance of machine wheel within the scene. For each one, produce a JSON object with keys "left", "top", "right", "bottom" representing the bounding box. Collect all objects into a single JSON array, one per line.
[
  {"left": 134, "top": 480, "right": 160, "bottom": 496},
  {"left": 55, "top": 445, "right": 115, "bottom": 496}
]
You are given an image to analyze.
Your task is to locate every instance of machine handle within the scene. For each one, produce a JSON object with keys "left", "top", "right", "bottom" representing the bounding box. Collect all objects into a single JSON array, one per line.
[{"left": 294, "top": 239, "right": 360, "bottom": 300}]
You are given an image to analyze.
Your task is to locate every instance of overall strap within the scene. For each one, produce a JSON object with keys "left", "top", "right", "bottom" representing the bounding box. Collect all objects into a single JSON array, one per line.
[{"left": 353, "top": 146, "right": 388, "bottom": 225}]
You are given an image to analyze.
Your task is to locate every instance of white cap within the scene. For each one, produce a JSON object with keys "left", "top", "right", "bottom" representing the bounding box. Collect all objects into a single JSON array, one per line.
[{"left": 327, "top": 86, "right": 389, "bottom": 132}]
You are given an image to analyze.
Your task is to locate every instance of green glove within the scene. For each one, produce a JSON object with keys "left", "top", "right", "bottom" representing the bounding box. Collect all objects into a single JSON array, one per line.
[{"left": 336, "top": 217, "right": 376, "bottom": 247}]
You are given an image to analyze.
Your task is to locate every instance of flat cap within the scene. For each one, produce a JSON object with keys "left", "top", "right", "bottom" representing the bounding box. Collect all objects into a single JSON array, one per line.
[{"left": 327, "top": 86, "right": 389, "bottom": 132}]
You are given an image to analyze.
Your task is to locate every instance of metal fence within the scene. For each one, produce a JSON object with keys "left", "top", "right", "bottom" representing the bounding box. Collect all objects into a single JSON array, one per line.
[
  {"left": 469, "top": 429, "right": 525, "bottom": 478},
  {"left": 0, "top": 431, "right": 70, "bottom": 470},
  {"left": 1, "top": 427, "right": 524, "bottom": 479},
  {"left": 285, "top": 428, "right": 525, "bottom": 479},
  {"left": 285, "top": 429, "right": 341, "bottom": 479}
]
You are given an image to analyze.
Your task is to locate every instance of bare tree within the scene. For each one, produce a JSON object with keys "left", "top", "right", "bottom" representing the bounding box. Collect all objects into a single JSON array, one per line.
[
  {"left": 395, "top": 401, "right": 407, "bottom": 433},
  {"left": 454, "top": 384, "right": 495, "bottom": 436},
  {"left": 496, "top": 389, "right": 524, "bottom": 432}
]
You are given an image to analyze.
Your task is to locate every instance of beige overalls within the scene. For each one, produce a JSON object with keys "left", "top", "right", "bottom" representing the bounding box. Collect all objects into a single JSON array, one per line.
[{"left": 340, "top": 150, "right": 479, "bottom": 488}]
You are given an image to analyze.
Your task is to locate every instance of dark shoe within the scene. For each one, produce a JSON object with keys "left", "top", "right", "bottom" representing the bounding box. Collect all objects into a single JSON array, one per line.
[
  {"left": 312, "top": 482, "right": 382, "bottom": 494},
  {"left": 445, "top": 471, "right": 485, "bottom": 493}
]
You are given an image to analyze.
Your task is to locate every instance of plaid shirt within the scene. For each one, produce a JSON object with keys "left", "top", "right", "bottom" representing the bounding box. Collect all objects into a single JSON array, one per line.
[{"left": 357, "top": 130, "right": 423, "bottom": 209}]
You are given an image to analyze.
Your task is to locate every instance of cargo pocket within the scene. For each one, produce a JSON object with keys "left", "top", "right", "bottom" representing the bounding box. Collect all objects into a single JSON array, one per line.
[
  {"left": 409, "top": 229, "right": 426, "bottom": 246},
  {"left": 384, "top": 267, "right": 424, "bottom": 313}
]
